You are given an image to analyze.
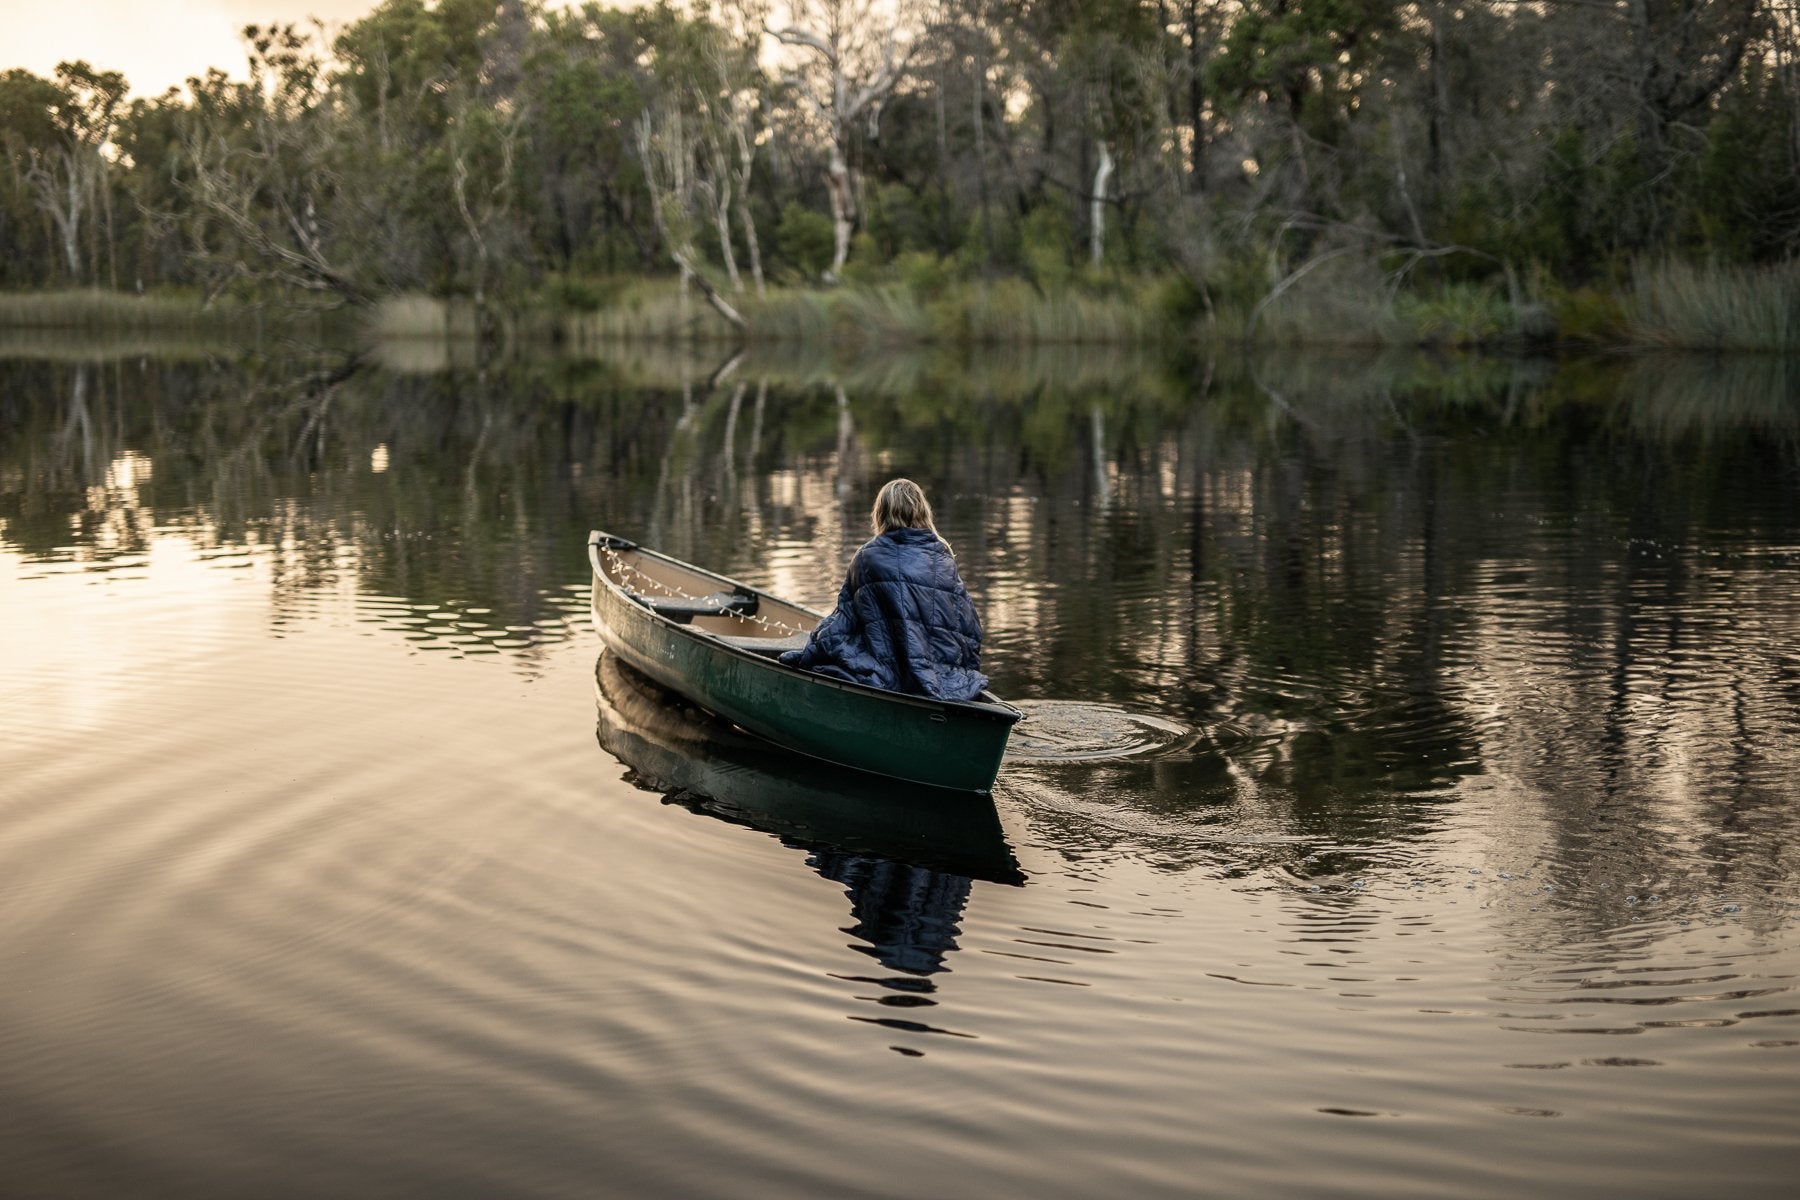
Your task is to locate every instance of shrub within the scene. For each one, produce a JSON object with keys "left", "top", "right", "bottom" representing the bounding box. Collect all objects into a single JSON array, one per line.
[
  {"left": 773, "top": 202, "right": 837, "bottom": 281},
  {"left": 1019, "top": 201, "right": 1075, "bottom": 294},
  {"left": 895, "top": 251, "right": 958, "bottom": 300},
  {"left": 539, "top": 273, "right": 620, "bottom": 312},
  {"left": 1148, "top": 273, "right": 1210, "bottom": 324},
  {"left": 1395, "top": 282, "right": 1513, "bottom": 346}
]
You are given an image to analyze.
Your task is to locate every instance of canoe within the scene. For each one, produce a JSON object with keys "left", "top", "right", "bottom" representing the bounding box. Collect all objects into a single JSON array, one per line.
[
  {"left": 594, "top": 651, "right": 1024, "bottom": 884},
  {"left": 587, "top": 530, "right": 1022, "bottom": 793}
]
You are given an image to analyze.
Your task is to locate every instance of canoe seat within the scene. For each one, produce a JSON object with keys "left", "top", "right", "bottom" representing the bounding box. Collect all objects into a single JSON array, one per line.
[
  {"left": 631, "top": 589, "right": 758, "bottom": 623},
  {"left": 717, "top": 632, "right": 810, "bottom": 657}
]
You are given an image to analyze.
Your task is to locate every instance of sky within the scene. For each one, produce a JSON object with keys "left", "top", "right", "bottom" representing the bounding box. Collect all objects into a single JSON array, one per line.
[{"left": 3, "top": 0, "right": 581, "bottom": 97}]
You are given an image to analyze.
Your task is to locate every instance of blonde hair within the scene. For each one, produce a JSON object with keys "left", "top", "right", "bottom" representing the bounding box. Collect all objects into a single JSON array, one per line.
[{"left": 871, "top": 478, "right": 951, "bottom": 552}]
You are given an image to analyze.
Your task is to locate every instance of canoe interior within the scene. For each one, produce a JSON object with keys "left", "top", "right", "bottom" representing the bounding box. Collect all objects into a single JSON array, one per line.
[{"left": 593, "top": 539, "right": 822, "bottom": 643}]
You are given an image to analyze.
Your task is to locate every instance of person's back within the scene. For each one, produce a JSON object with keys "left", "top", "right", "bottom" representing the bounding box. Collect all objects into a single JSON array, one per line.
[{"left": 779, "top": 480, "right": 988, "bottom": 701}]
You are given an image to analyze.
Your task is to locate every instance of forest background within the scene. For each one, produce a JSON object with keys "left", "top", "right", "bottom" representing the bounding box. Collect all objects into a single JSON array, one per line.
[{"left": 2, "top": 0, "right": 1797, "bottom": 352}]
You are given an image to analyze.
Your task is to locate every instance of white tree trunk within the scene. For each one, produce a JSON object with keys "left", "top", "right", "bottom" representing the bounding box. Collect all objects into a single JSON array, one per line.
[
  {"left": 737, "top": 193, "right": 766, "bottom": 298},
  {"left": 731, "top": 121, "right": 765, "bottom": 297},
  {"left": 451, "top": 150, "right": 490, "bottom": 310},
  {"left": 713, "top": 178, "right": 741, "bottom": 294},
  {"left": 1090, "top": 140, "right": 1114, "bottom": 269},
  {"left": 825, "top": 142, "right": 855, "bottom": 280},
  {"left": 63, "top": 154, "right": 85, "bottom": 280},
  {"left": 27, "top": 148, "right": 88, "bottom": 283}
]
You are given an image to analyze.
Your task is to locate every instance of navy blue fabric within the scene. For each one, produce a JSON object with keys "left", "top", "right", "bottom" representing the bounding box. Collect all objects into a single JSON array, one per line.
[{"left": 779, "top": 527, "right": 989, "bottom": 701}]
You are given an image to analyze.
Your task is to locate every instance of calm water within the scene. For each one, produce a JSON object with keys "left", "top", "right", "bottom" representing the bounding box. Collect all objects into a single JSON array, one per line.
[{"left": 2, "top": 339, "right": 1798, "bottom": 1198}]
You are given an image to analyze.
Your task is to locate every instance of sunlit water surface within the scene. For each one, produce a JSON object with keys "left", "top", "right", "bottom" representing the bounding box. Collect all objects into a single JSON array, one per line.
[{"left": 2, "top": 344, "right": 1797, "bottom": 1198}]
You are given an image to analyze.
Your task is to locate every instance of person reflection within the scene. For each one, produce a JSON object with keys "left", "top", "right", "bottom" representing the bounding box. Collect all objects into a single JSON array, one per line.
[
  {"left": 595, "top": 650, "right": 1013, "bottom": 1008},
  {"left": 801, "top": 847, "right": 973, "bottom": 976}
]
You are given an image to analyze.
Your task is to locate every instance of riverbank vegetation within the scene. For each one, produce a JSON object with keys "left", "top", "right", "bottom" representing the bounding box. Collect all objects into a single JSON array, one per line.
[{"left": 2, "top": 0, "right": 1796, "bottom": 352}]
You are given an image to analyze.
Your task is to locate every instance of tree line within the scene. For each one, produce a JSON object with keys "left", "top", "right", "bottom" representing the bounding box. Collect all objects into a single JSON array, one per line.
[{"left": 2, "top": 0, "right": 1796, "bottom": 316}]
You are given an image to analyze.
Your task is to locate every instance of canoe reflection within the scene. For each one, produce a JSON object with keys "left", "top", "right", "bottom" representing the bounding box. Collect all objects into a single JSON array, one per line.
[{"left": 595, "top": 652, "right": 1024, "bottom": 976}]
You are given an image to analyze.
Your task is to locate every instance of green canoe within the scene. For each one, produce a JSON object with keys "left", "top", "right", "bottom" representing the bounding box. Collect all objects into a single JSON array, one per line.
[
  {"left": 588, "top": 530, "right": 1022, "bottom": 794},
  {"left": 594, "top": 651, "right": 1024, "bottom": 883}
]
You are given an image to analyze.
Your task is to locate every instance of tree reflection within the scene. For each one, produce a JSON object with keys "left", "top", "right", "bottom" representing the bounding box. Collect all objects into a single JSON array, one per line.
[
  {"left": 593, "top": 650, "right": 1016, "bottom": 1028},
  {"left": 3, "top": 339, "right": 1797, "bottom": 897}
]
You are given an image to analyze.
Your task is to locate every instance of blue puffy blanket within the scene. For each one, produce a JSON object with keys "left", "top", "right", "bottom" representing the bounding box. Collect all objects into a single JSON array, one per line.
[{"left": 779, "top": 526, "right": 989, "bottom": 701}]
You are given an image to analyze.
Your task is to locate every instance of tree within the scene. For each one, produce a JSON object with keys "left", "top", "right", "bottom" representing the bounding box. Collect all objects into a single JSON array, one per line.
[
  {"left": 19, "top": 62, "right": 127, "bottom": 283},
  {"left": 637, "top": 98, "right": 750, "bottom": 331},
  {"left": 1209, "top": 0, "right": 1403, "bottom": 217},
  {"left": 181, "top": 25, "right": 371, "bottom": 301},
  {"left": 770, "top": 0, "right": 927, "bottom": 278},
  {"left": 699, "top": 22, "right": 770, "bottom": 295}
]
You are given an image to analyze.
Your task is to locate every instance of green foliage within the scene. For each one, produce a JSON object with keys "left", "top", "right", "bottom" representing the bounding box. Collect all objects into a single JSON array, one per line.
[
  {"left": 1394, "top": 284, "right": 1514, "bottom": 348},
  {"left": 837, "top": 232, "right": 890, "bottom": 286},
  {"left": 895, "top": 252, "right": 958, "bottom": 299},
  {"left": 1542, "top": 284, "right": 1627, "bottom": 346},
  {"left": 0, "top": 0, "right": 1792, "bottom": 354},
  {"left": 1147, "top": 274, "right": 1209, "bottom": 325},
  {"left": 862, "top": 182, "right": 939, "bottom": 262},
  {"left": 1210, "top": 1, "right": 1403, "bottom": 141},
  {"left": 538, "top": 273, "right": 625, "bottom": 313},
  {"left": 1019, "top": 200, "right": 1075, "bottom": 294},
  {"left": 1686, "top": 62, "right": 1800, "bottom": 262},
  {"left": 773, "top": 202, "right": 835, "bottom": 281},
  {"left": 0, "top": 68, "right": 67, "bottom": 150}
]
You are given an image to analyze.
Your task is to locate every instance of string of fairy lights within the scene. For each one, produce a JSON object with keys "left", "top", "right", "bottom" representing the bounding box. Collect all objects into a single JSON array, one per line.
[{"left": 602, "top": 545, "right": 809, "bottom": 637}]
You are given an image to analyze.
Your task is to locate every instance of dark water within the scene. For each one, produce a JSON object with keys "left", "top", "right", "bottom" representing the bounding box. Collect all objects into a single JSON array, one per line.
[{"left": 2, "top": 338, "right": 1798, "bottom": 1198}]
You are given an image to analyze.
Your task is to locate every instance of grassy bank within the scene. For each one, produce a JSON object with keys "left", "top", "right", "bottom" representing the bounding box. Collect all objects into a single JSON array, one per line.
[
  {"left": 552, "top": 257, "right": 1800, "bottom": 354},
  {"left": 1626, "top": 260, "right": 1800, "bottom": 354},
  {"left": 554, "top": 276, "right": 1180, "bottom": 351},
  {"left": 0, "top": 287, "right": 349, "bottom": 342},
  {"left": 11, "top": 256, "right": 1797, "bottom": 356}
]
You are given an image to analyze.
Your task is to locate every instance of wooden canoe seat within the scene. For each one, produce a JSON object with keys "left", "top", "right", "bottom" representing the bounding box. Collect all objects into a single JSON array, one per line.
[
  {"left": 717, "top": 632, "right": 810, "bottom": 657},
  {"left": 631, "top": 590, "right": 758, "bottom": 623}
]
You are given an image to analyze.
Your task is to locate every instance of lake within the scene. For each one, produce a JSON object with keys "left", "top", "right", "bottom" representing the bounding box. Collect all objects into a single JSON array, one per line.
[{"left": 2, "top": 336, "right": 1797, "bottom": 1198}]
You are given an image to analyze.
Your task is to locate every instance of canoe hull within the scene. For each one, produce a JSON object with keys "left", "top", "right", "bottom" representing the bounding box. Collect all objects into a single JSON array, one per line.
[
  {"left": 589, "top": 532, "right": 1020, "bottom": 793},
  {"left": 594, "top": 652, "right": 1024, "bottom": 883}
]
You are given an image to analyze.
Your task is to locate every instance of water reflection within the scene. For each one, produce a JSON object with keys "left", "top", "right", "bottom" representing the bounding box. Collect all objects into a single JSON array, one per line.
[
  {"left": 593, "top": 651, "right": 1022, "bottom": 885},
  {"left": 594, "top": 648, "right": 1023, "bottom": 1047},
  {"left": 4, "top": 340, "right": 1798, "bottom": 863},
  {"left": 4, "top": 336, "right": 1799, "bottom": 1196}
]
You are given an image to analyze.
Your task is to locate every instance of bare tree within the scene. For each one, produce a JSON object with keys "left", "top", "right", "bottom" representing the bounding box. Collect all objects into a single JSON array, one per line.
[
  {"left": 181, "top": 25, "right": 370, "bottom": 303},
  {"left": 704, "top": 28, "right": 768, "bottom": 296},
  {"left": 22, "top": 62, "right": 126, "bottom": 283},
  {"left": 448, "top": 93, "right": 522, "bottom": 318},
  {"left": 695, "top": 100, "right": 743, "bottom": 294},
  {"left": 637, "top": 100, "right": 750, "bottom": 333},
  {"left": 769, "top": 0, "right": 926, "bottom": 278}
]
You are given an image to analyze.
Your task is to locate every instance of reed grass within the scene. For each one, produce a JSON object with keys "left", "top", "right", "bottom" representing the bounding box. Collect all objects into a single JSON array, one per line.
[
  {"left": 368, "top": 293, "right": 471, "bottom": 340},
  {"left": 545, "top": 337, "right": 1186, "bottom": 408},
  {"left": 0, "top": 287, "right": 353, "bottom": 348},
  {"left": 0, "top": 327, "right": 236, "bottom": 362},
  {"left": 561, "top": 277, "right": 1175, "bottom": 349},
  {"left": 1239, "top": 256, "right": 1543, "bottom": 350},
  {"left": 1626, "top": 259, "right": 1800, "bottom": 353},
  {"left": 0, "top": 287, "right": 234, "bottom": 333}
]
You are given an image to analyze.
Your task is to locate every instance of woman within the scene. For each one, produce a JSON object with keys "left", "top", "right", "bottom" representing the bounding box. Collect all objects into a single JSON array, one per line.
[{"left": 779, "top": 479, "right": 989, "bottom": 702}]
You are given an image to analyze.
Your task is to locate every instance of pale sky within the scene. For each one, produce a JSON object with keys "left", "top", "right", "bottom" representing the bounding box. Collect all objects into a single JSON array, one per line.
[{"left": 2, "top": 0, "right": 584, "bottom": 97}]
